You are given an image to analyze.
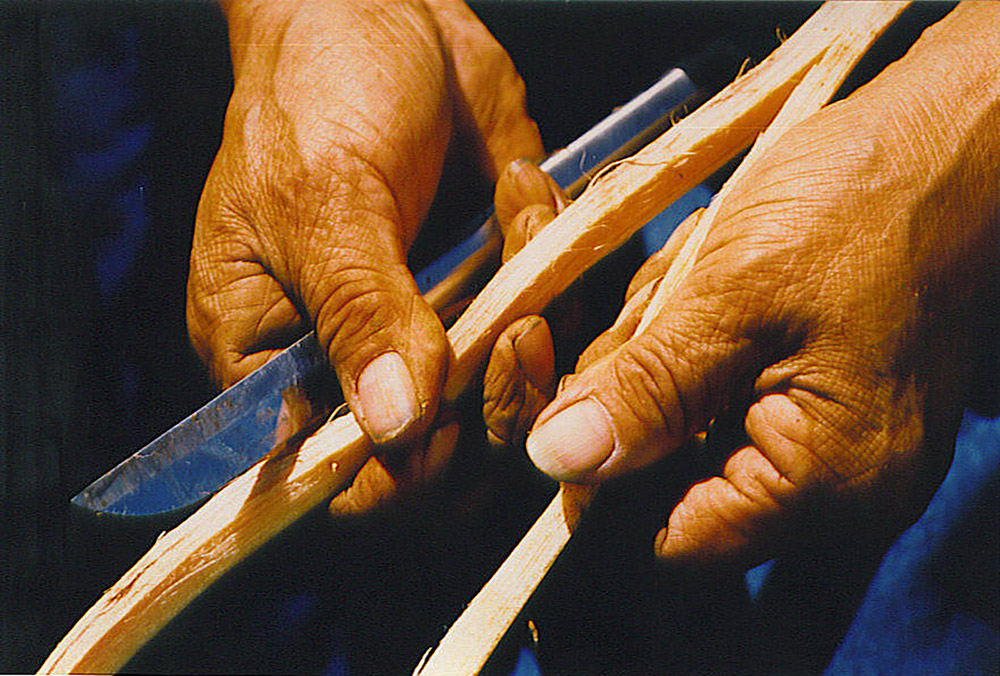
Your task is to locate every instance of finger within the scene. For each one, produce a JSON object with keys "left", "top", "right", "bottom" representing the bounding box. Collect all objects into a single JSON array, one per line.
[
  {"left": 494, "top": 159, "right": 567, "bottom": 236},
  {"left": 656, "top": 383, "right": 944, "bottom": 567},
  {"left": 501, "top": 203, "right": 559, "bottom": 263},
  {"left": 187, "top": 261, "right": 305, "bottom": 388},
  {"left": 744, "top": 386, "right": 944, "bottom": 534},
  {"left": 626, "top": 207, "right": 705, "bottom": 304},
  {"left": 328, "top": 419, "right": 460, "bottom": 516},
  {"left": 655, "top": 445, "right": 798, "bottom": 568},
  {"left": 569, "top": 207, "right": 707, "bottom": 378},
  {"left": 218, "top": 2, "right": 452, "bottom": 447},
  {"left": 274, "top": 147, "right": 452, "bottom": 448},
  {"left": 483, "top": 315, "right": 556, "bottom": 447},
  {"left": 575, "top": 276, "right": 663, "bottom": 373},
  {"left": 189, "top": 180, "right": 449, "bottom": 452},
  {"left": 525, "top": 291, "right": 759, "bottom": 484},
  {"left": 429, "top": 1, "right": 544, "bottom": 181}
]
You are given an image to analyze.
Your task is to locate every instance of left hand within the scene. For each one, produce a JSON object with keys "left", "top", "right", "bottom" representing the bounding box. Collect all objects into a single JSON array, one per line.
[{"left": 483, "top": 3, "right": 1000, "bottom": 567}]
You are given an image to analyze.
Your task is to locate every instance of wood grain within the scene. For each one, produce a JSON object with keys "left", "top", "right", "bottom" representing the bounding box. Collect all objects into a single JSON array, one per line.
[
  {"left": 635, "top": 0, "right": 912, "bottom": 334},
  {"left": 413, "top": 485, "right": 596, "bottom": 676},
  {"left": 39, "top": 414, "right": 372, "bottom": 674}
]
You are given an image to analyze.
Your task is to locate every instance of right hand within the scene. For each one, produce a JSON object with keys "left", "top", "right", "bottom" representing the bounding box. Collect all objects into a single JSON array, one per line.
[
  {"left": 187, "top": 0, "right": 542, "bottom": 512},
  {"left": 188, "top": 1, "right": 540, "bottom": 439}
]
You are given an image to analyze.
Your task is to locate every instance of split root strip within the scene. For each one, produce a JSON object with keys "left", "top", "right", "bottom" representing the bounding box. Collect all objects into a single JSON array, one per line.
[
  {"left": 418, "top": 3, "right": 909, "bottom": 675},
  {"left": 636, "top": 1, "right": 911, "bottom": 334},
  {"left": 442, "top": 0, "right": 876, "bottom": 398},
  {"left": 38, "top": 415, "right": 372, "bottom": 674},
  {"left": 414, "top": 485, "right": 596, "bottom": 676},
  {"left": 39, "top": 2, "right": 897, "bottom": 673}
]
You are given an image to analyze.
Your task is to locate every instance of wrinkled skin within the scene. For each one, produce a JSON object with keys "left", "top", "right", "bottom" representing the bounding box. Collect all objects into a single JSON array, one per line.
[
  {"left": 188, "top": 0, "right": 542, "bottom": 511},
  {"left": 483, "top": 160, "right": 566, "bottom": 448},
  {"left": 485, "top": 4, "right": 1000, "bottom": 569}
]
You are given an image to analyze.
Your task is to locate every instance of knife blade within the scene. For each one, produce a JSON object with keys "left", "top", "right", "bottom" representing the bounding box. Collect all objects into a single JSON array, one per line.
[{"left": 73, "top": 67, "right": 703, "bottom": 516}]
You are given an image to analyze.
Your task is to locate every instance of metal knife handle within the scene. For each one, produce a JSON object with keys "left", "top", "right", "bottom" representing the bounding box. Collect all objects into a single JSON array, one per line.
[
  {"left": 417, "top": 67, "right": 699, "bottom": 317},
  {"left": 542, "top": 67, "right": 698, "bottom": 195}
]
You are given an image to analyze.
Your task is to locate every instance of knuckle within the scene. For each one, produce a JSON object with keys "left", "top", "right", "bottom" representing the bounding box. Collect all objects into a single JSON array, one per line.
[
  {"left": 728, "top": 453, "right": 799, "bottom": 516},
  {"left": 484, "top": 346, "right": 551, "bottom": 447},
  {"left": 556, "top": 372, "right": 579, "bottom": 396},
  {"left": 664, "top": 483, "right": 737, "bottom": 559},
  {"left": 316, "top": 270, "right": 397, "bottom": 355},
  {"left": 483, "top": 344, "right": 526, "bottom": 432},
  {"left": 483, "top": 381, "right": 525, "bottom": 446},
  {"left": 610, "top": 338, "right": 690, "bottom": 444}
]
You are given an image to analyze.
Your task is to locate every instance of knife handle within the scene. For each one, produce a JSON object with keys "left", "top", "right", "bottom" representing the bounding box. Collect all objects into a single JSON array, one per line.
[{"left": 417, "top": 66, "right": 701, "bottom": 322}]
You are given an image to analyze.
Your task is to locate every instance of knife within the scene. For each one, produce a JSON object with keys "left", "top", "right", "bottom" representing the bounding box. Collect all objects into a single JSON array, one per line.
[{"left": 73, "top": 66, "right": 706, "bottom": 516}]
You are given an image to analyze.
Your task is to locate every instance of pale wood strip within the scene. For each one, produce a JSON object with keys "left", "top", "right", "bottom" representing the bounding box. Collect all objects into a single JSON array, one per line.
[
  {"left": 413, "top": 485, "right": 596, "bottom": 676},
  {"left": 635, "top": 1, "right": 911, "bottom": 334},
  {"left": 443, "top": 0, "right": 868, "bottom": 399},
  {"left": 39, "top": 414, "right": 372, "bottom": 674}
]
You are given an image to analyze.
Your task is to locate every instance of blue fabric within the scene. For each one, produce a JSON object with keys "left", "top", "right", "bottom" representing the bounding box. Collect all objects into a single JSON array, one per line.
[
  {"left": 739, "top": 412, "right": 999, "bottom": 676},
  {"left": 510, "top": 647, "right": 544, "bottom": 676},
  {"left": 823, "top": 411, "right": 1000, "bottom": 676}
]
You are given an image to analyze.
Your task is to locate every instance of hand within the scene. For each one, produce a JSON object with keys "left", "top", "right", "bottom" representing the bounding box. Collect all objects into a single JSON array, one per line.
[
  {"left": 483, "top": 159, "right": 567, "bottom": 448},
  {"left": 486, "top": 4, "right": 1000, "bottom": 567},
  {"left": 187, "top": 1, "right": 542, "bottom": 508}
]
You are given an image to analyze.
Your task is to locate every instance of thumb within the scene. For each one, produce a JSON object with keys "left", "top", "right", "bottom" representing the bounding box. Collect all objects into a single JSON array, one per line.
[
  {"left": 292, "top": 177, "right": 449, "bottom": 448},
  {"left": 526, "top": 294, "right": 757, "bottom": 483}
]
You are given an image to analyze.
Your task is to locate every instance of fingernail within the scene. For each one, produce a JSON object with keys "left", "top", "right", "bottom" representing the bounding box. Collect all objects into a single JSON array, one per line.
[
  {"left": 509, "top": 158, "right": 566, "bottom": 212},
  {"left": 509, "top": 159, "right": 553, "bottom": 206},
  {"left": 357, "top": 351, "right": 420, "bottom": 444},
  {"left": 501, "top": 158, "right": 530, "bottom": 187},
  {"left": 527, "top": 398, "right": 616, "bottom": 481},
  {"left": 653, "top": 527, "right": 669, "bottom": 556},
  {"left": 523, "top": 205, "right": 557, "bottom": 239},
  {"left": 509, "top": 157, "right": 533, "bottom": 175}
]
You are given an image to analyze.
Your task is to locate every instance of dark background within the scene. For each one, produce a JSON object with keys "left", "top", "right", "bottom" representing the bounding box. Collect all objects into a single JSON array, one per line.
[{"left": 3, "top": 3, "right": 993, "bottom": 675}]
